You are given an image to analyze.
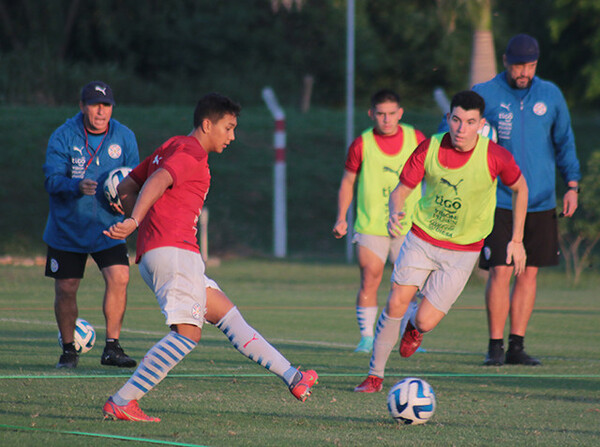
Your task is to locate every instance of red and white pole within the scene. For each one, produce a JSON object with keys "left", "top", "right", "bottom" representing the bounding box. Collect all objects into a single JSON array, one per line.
[{"left": 262, "top": 87, "right": 287, "bottom": 258}]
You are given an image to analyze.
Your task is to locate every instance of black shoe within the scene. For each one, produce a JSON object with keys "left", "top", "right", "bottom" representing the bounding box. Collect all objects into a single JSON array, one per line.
[
  {"left": 505, "top": 347, "right": 541, "bottom": 366},
  {"left": 56, "top": 350, "right": 79, "bottom": 369},
  {"left": 101, "top": 343, "right": 137, "bottom": 367},
  {"left": 484, "top": 343, "right": 504, "bottom": 366}
]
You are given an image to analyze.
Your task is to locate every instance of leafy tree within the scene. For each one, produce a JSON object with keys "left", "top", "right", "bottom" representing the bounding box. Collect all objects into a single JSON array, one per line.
[
  {"left": 548, "top": 0, "right": 600, "bottom": 103},
  {"left": 558, "top": 151, "right": 600, "bottom": 285}
]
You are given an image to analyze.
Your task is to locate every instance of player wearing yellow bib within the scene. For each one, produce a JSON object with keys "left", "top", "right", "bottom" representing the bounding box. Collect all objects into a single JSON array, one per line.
[
  {"left": 333, "top": 89, "right": 426, "bottom": 353},
  {"left": 355, "top": 90, "right": 528, "bottom": 393}
]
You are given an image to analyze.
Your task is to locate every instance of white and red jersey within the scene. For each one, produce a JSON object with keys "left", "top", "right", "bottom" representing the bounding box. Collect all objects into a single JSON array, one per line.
[
  {"left": 129, "top": 135, "right": 210, "bottom": 262},
  {"left": 344, "top": 125, "right": 426, "bottom": 174},
  {"left": 400, "top": 133, "right": 522, "bottom": 251}
]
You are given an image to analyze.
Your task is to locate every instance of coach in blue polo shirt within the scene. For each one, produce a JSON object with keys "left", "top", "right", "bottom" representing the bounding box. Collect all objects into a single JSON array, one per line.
[
  {"left": 474, "top": 34, "right": 581, "bottom": 366},
  {"left": 43, "top": 81, "right": 139, "bottom": 369}
]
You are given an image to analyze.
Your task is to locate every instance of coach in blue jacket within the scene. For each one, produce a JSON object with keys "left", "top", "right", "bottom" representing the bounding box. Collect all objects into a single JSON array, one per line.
[
  {"left": 475, "top": 34, "right": 581, "bottom": 366},
  {"left": 43, "top": 81, "right": 139, "bottom": 369}
]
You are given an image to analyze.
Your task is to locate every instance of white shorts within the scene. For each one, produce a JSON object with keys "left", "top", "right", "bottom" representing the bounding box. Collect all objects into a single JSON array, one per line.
[
  {"left": 204, "top": 276, "right": 221, "bottom": 291},
  {"left": 391, "top": 232, "right": 479, "bottom": 314},
  {"left": 139, "top": 247, "right": 207, "bottom": 328},
  {"left": 353, "top": 232, "right": 406, "bottom": 264}
]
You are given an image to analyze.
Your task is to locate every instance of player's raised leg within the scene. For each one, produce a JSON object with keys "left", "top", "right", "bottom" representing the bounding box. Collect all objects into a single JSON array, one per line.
[{"left": 205, "top": 280, "right": 318, "bottom": 401}]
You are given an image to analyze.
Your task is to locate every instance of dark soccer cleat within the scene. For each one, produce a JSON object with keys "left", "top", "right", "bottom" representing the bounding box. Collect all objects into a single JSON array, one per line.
[
  {"left": 101, "top": 343, "right": 137, "bottom": 367},
  {"left": 103, "top": 397, "right": 160, "bottom": 422},
  {"left": 56, "top": 350, "right": 79, "bottom": 369},
  {"left": 289, "top": 369, "right": 318, "bottom": 402},
  {"left": 354, "top": 375, "right": 383, "bottom": 393},
  {"left": 484, "top": 343, "right": 505, "bottom": 366},
  {"left": 399, "top": 321, "right": 423, "bottom": 358},
  {"left": 505, "top": 347, "right": 541, "bottom": 366}
]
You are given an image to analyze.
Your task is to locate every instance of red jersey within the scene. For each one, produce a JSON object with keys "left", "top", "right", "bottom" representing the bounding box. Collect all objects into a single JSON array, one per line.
[
  {"left": 344, "top": 125, "right": 427, "bottom": 173},
  {"left": 129, "top": 135, "right": 210, "bottom": 262},
  {"left": 400, "top": 133, "right": 522, "bottom": 251}
]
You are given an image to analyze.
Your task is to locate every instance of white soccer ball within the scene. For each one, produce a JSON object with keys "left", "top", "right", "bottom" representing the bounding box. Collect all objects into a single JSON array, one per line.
[
  {"left": 478, "top": 122, "right": 498, "bottom": 142},
  {"left": 387, "top": 377, "right": 436, "bottom": 425},
  {"left": 103, "top": 166, "right": 132, "bottom": 207},
  {"left": 58, "top": 318, "right": 96, "bottom": 354}
]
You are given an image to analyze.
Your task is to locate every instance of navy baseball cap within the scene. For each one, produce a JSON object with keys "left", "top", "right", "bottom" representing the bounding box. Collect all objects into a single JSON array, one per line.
[
  {"left": 80, "top": 81, "right": 115, "bottom": 105},
  {"left": 505, "top": 34, "right": 539, "bottom": 64}
]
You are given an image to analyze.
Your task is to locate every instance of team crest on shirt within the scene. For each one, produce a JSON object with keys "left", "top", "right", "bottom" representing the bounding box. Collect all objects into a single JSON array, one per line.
[
  {"left": 191, "top": 303, "right": 203, "bottom": 320},
  {"left": 533, "top": 102, "right": 547, "bottom": 116},
  {"left": 108, "top": 144, "right": 122, "bottom": 159}
]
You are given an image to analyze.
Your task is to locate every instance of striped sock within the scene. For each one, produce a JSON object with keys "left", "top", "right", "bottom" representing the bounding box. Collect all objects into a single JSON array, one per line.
[
  {"left": 112, "top": 331, "right": 197, "bottom": 405},
  {"left": 368, "top": 310, "right": 403, "bottom": 378},
  {"left": 356, "top": 306, "right": 378, "bottom": 337},
  {"left": 216, "top": 306, "right": 297, "bottom": 386}
]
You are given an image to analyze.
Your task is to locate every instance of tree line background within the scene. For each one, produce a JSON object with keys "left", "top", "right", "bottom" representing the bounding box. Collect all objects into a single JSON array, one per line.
[
  {"left": 1, "top": 0, "right": 599, "bottom": 109},
  {"left": 1, "top": 0, "right": 599, "bottom": 280}
]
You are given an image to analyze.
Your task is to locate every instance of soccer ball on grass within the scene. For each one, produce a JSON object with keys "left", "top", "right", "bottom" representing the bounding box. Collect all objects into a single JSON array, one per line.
[
  {"left": 58, "top": 318, "right": 96, "bottom": 354},
  {"left": 387, "top": 377, "right": 436, "bottom": 425}
]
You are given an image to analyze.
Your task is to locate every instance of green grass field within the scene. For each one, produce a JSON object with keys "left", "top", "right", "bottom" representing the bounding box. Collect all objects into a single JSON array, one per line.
[{"left": 1, "top": 260, "right": 599, "bottom": 446}]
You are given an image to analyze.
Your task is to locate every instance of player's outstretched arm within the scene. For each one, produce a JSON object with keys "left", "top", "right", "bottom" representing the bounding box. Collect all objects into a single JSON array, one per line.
[{"left": 104, "top": 168, "right": 173, "bottom": 240}]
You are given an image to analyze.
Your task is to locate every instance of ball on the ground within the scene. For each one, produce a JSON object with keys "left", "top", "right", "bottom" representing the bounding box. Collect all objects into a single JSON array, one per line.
[
  {"left": 103, "top": 166, "right": 132, "bottom": 207},
  {"left": 58, "top": 318, "right": 96, "bottom": 354},
  {"left": 478, "top": 122, "right": 498, "bottom": 142},
  {"left": 387, "top": 377, "right": 436, "bottom": 425}
]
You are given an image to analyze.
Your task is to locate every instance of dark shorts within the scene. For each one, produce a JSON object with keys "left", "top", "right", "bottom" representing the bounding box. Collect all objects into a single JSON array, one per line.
[
  {"left": 45, "top": 244, "right": 129, "bottom": 279},
  {"left": 479, "top": 208, "right": 559, "bottom": 270}
]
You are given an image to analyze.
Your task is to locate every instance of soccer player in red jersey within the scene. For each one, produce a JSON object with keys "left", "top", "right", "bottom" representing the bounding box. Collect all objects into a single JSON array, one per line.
[
  {"left": 332, "top": 89, "right": 426, "bottom": 354},
  {"left": 355, "top": 91, "right": 528, "bottom": 393},
  {"left": 101, "top": 93, "right": 317, "bottom": 422}
]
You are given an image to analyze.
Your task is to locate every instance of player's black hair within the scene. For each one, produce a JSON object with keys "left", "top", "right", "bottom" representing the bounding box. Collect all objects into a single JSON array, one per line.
[
  {"left": 193, "top": 93, "right": 241, "bottom": 128},
  {"left": 370, "top": 89, "right": 401, "bottom": 108},
  {"left": 450, "top": 90, "right": 485, "bottom": 116}
]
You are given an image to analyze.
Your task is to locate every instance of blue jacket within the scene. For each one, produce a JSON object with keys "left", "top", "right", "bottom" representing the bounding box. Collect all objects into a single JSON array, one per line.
[
  {"left": 473, "top": 72, "right": 581, "bottom": 212},
  {"left": 43, "top": 112, "right": 139, "bottom": 253}
]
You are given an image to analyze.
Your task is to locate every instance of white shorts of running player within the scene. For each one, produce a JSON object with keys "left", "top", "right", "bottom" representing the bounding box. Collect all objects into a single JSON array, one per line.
[
  {"left": 139, "top": 247, "right": 208, "bottom": 328},
  {"left": 353, "top": 232, "right": 406, "bottom": 264},
  {"left": 391, "top": 231, "right": 479, "bottom": 314}
]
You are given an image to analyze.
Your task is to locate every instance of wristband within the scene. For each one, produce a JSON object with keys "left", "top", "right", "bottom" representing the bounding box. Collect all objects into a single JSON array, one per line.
[{"left": 128, "top": 216, "right": 139, "bottom": 228}]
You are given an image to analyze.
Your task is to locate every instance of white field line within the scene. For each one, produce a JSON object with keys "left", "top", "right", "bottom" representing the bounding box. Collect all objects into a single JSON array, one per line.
[{"left": 0, "top": 317, "right": 355, "bottom": 349}]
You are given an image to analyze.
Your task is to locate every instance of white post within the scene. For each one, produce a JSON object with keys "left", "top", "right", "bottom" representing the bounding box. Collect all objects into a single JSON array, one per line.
[
  {"left": 345, "top": 0, "right": 355, "bottom": 263},
  {"left": 262, "top": 87, "right": 287, "bottom": 258}
]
